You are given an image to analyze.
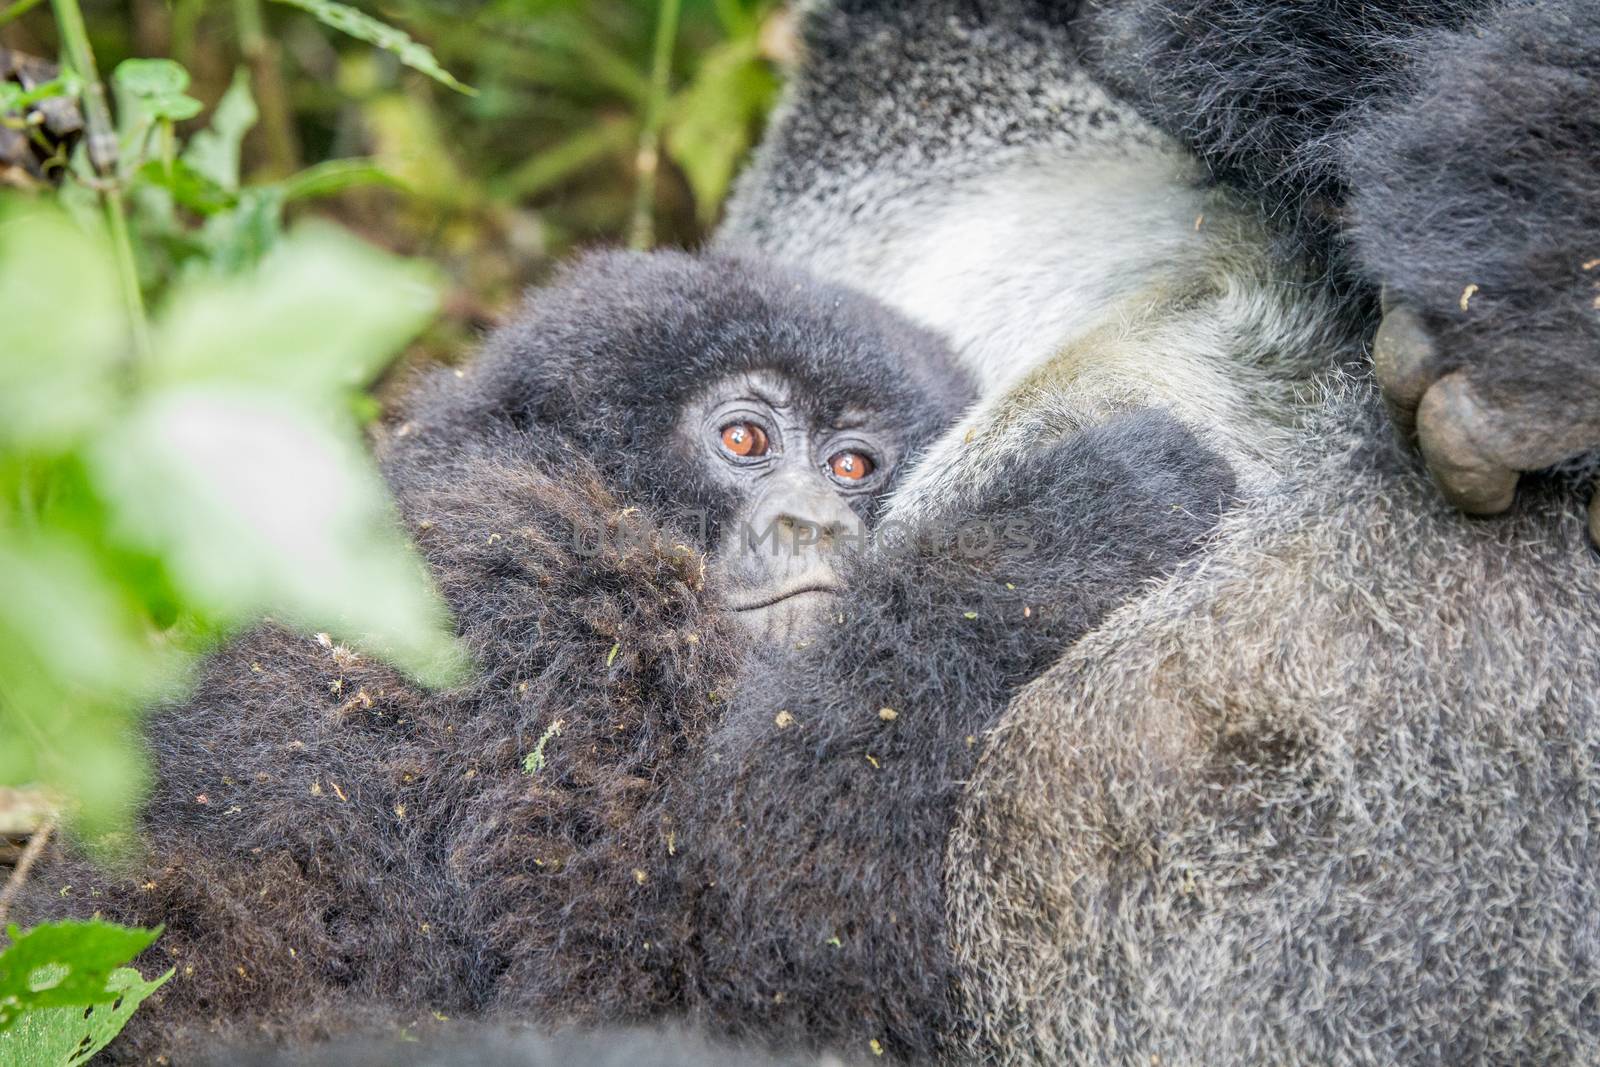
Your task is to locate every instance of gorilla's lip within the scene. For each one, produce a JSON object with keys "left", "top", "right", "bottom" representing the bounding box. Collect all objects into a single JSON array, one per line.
[{"left": 729, "top": 581, "right": 843, "bottom": 612}]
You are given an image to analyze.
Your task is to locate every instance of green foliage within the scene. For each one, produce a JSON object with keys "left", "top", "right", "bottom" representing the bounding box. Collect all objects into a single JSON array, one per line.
[
  {"left": 271, "top": 0, "right": 478, "bottom": 95},
  {"left": 0, "top": 921, "right": 165, "bottom": 1032},
  {"left": 667, "top": 34, "right": 780, "bottom": 224},
  {"left": 0, "top": 198, "right": 464, "bottom": 838},
  {"left": 108, "top": 62, "right": 398, "bottom": 291},
  {"left": 0, "top": 0, "right": 780, "bottom": 1053},
  {"left": 112, "top": 58, "right": 203, "bottom": 126},
  {"left": 0, "top": 965, "right": 170, "bottom": 1065},
  {"left": 181, "top": 69, "right": 259, "bottom": 193}
]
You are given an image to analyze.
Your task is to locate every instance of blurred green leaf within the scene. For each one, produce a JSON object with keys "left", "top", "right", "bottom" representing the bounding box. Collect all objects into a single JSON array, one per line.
[
  {"left": 0, "top": 201, "right": 124, "bottom": 447},
  {"left": 278, "top": 157, "right": 404, "bottom": 201},
  {"left": 134, "top": 158, "right": 236, "bottom": 215},
  {"left": 0, "top": 922, "right": 162, "bottom": 1031},
  {"left": 111, "top": 58, "right": 203, "bottom": 124},
  {"left": 88, "top": 387, "right": 464, "bottom": 685},
  {"left": 0, "top": 71, "right": 76, "bottom": 114},
  {"left": 0, "top": 965, "right": 171, "bottom": 1064},
  {"left": 492, "top": 117, "right": 633, "bottom": 200},
  {"left": 666, "top": 38, "right": 776, "bottom": 224},
  {"left": 149, "top": 224, "right": 439, "bottom": 395},
  {"left": 190, "top": 186, "right": 288, "bottom": 275},
  {"left": 182, "top": 68, "right": 259, "bottom": 193},
  {"left": 0, "top": 528, "right": 173, "bottom": 837},
  {"left": 271, "top": 0, "right": 479, "bottom": 96}
]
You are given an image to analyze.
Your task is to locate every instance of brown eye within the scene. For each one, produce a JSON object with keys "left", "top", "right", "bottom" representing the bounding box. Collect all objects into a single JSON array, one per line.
[
  {"left": 828, "top": 450, "right": 874, "bottom": 482},
  {"left": 719, "top": 421, "right": 769, "bottom": 458}
]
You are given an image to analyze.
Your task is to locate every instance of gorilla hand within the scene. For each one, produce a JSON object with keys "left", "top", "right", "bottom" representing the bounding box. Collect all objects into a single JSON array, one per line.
[
  {"left": 1348, "top": 0, "right": 1600, "bottom": 541},
  {"left": 1374, "top": 302, "right": 1600, "bottom": 545}
]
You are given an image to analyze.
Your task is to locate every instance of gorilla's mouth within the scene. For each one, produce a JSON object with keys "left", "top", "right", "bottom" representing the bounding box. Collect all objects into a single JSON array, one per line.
[{"left": 730, "top": 581, "right": 843, "bottom": 612}]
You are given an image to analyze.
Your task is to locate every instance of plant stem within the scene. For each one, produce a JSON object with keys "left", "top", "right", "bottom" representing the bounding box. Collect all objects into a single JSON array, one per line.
[
  {"left": 628, "top": 0, "right": 682, "bottom": 251},
  {"left": 50, "top": 0, "right": 154, "bottom": 365},
  {"left": 0, "top": 819, "right": 55, "bottom": 929},
  {"left": 235, "top": 0, "right": 300, "bottom": 177}
]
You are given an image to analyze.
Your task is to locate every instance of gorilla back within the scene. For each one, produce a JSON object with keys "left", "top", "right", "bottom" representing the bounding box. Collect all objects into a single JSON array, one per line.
[{"left": 718, "top": 0, "right": 1600, "bottom": 1063}]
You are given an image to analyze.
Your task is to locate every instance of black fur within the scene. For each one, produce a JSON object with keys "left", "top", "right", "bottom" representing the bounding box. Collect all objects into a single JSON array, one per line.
[
  {"left": 1076, "top": 0, "right": 1494, "bottom": 258},
  {"left": 10, "top": 252, "right": 1238, "bottom": 1063},
  {"left": 1344, "top": 0, "right": 1600, "bottom": 426},
  {"left": 1077, "top": 0, "right": 1600, "bottom": 415}
]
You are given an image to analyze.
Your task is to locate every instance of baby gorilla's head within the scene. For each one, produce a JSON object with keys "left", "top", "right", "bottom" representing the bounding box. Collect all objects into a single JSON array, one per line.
[{"left": 398, "top": 250, "right": 971, "bottom": 638}]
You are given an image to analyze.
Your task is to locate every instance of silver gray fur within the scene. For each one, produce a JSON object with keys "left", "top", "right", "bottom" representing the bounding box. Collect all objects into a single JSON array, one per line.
[{"left": 718, "top": 1, "right": 1600, "bottom": 1063}]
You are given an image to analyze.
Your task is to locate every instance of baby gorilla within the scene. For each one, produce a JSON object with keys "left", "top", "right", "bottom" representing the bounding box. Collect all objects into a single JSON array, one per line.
[
  {"left": 10, "top": 250, "right": 970, "bottom": 1061},
  {"left": 14, "top": 251, "right": 1238, "bottom": 1064}
]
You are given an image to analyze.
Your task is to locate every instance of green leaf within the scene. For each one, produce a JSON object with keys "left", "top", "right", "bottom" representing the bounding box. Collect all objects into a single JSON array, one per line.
[
  {"left": 0, "top": 200, "right": 124, "bottom": 447},
  {"left": 0, "top": 966, "right": 172, "bottom": 1064},
  {"left": 0, "top": 528, "right": 172, "bottom": 837},
  {"left": 665, "top": 40, "right": 778, "bottom": 224},
  {"left": 87, "top": 387, "right": 465, "bottom": 686},
  {"left": 278, "top": 157, "right": 404, "bottom": 202},
  {"left": 191, "top": 186, "right": 289, "bottom": 275},
  {"left": 150, "top": 223, "right": 438, "bottom": 395},
  {"left": 182, "top": 68, "right": 259, "bottom": 193},
  {"left": 269, "top": 0, "right": 478, "bottom": 96},
  {"left": 0, "top": 922, "right": 162, "bottom": 1032},
  {"left": 0, "top": 72, "right": 76, "bottom": 114},
  {"left": 135, "top": 158, "right": 237, "bottom": 215},
  {"left": 111, "top": 58, "right": 204, "bottom": 123}
]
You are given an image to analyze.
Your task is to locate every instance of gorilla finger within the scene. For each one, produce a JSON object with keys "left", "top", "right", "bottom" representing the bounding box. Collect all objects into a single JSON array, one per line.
[
  {"left": 1415, "top": 372, "right": 1519, "bottom": 516},
  {"left": 1371, "top": 303, "right": 1440, "bottom": 442}
]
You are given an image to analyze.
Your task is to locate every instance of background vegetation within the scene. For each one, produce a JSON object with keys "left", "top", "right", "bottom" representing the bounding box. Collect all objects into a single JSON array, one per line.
[{"left": 0, "top": 1, "right": 784, "bottom": 1058}]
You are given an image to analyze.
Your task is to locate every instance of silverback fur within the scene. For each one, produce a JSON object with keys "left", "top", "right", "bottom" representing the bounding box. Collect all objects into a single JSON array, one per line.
[{"left": 717, "top": 0, "right": 1600, "bottom": 1063}]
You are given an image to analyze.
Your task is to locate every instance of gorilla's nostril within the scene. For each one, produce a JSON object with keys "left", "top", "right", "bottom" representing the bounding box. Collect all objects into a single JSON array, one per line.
[{"left": 775, "top": 514, "right": 855, "bottom": 550}]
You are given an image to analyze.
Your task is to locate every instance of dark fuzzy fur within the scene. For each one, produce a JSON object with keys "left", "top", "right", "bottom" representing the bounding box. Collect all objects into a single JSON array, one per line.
[
  {"left": 21, "top": 451, "right": 744, "bottom": 1061},
  {"left": 1076, "top": 0, "right": 1494, "bottom": 256},
  {"left": 665, "top": 411, "right": 1236, "bottom": 1060},
  {"left": 10, "top": 252, "right": 1240, "bottom": 1062},
  {"left": 9, "top": 251, "right": 976, "bottom": 1061},
  {"left": 1345, "top": 0, "right": 1600, "bottom": 425}
]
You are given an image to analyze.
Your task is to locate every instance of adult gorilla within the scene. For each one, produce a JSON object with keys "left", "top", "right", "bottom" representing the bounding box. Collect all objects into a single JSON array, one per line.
[{"left": 714, "top": 0, "right": 1600, "bottom": 1063}]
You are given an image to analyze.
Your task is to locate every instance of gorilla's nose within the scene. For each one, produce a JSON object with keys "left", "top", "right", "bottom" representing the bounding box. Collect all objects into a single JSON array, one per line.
[
  {"left": 746, "top": 470, "right": 864, "bottom": 556},
  {"left": 774, "top": 511, "right": 852, "bottom": 549}
]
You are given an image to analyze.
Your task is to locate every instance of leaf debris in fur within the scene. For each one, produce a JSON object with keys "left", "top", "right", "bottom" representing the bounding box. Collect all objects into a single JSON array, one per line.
[{"left": 522, "top": 718, "right": 566, "bottom": 776}]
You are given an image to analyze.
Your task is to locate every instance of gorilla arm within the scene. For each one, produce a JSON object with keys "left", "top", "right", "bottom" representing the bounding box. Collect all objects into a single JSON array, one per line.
[
  {"left": 1079, "top": 0, "right": 1600, "bottom": 520},
  {"left": 7, "top": 443, "right": 743, "bottom": 1064},
  {"left": 1349, "top": 0, "right": 1600, "bottom": 526},
  {"left": 658, "top": 410, "right": 1238, "bottom": 1061}
]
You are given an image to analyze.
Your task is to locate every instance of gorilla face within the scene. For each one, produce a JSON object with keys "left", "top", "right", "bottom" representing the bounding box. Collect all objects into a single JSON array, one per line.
[
  {"left": 682, "top": 369, "right": 899, "bottom": 640},
  {"left": 391, "top": 250, "right": 974, "bottom": 638}
]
